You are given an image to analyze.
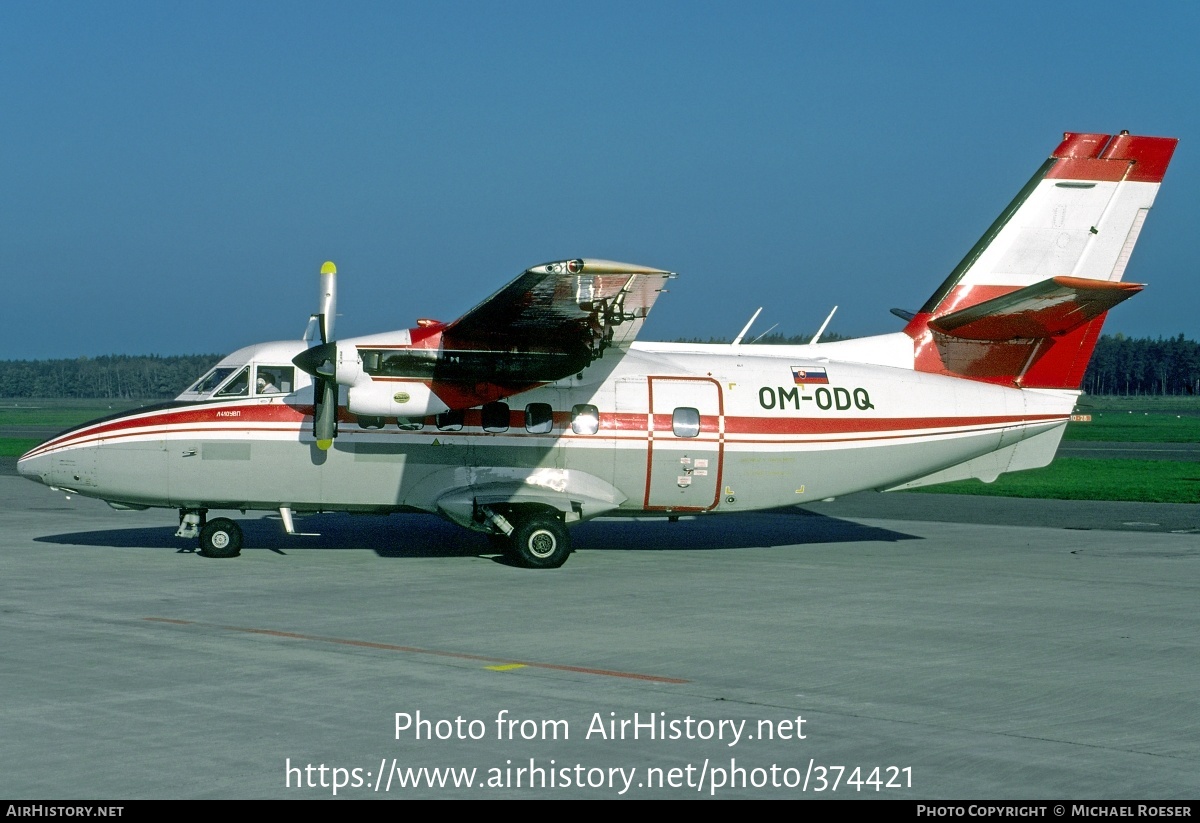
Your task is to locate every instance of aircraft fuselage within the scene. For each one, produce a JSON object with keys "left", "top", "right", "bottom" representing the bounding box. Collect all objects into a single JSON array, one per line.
[{"left": 18, "top": 338, "right": 1073, "bottom": 528}]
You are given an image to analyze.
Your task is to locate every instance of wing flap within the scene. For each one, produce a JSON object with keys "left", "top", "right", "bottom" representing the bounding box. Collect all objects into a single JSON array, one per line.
[
  {"left": 928, "top": 276, "right": 1142, "bottom": 341},
  {"left": 445, "top": 259, "right": 674, "bottom": 355}
]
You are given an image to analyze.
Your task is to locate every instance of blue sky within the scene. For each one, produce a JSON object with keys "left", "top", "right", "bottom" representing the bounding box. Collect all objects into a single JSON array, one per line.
[{"left": 3, "top": 1, "right": 1197, "bottom": 360}]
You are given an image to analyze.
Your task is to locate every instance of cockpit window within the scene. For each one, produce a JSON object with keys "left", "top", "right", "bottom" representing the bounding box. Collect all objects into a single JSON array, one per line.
[
  {"left": 215, "top": 367, "right": 251, "bottom": 397},
  {"left": 255, "top": 366, "right": 294, "bottom": 395},
  {"left": 185, "top": 367, "right": 235, "bottom": 395}
]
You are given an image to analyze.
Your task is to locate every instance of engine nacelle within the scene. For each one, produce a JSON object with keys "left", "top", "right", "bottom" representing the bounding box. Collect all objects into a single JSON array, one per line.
[
  {"left": 346, "top": 380, "right": 450, "bottom": 418},
  {"left": 330, "top": 343, "right": 365, "bottom": 387}
]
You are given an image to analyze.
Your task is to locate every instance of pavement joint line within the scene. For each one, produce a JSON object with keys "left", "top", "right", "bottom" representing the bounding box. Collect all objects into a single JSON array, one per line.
[{"left": 141, "top": 617, "right": 690, "bottom": 684}]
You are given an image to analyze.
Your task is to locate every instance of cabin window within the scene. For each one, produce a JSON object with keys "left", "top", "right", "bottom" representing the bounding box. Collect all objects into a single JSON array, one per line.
[
  {"left": 215, "top": 367, "right": 250, "bottom": 397},
  {"left": 360, "top": 350, "right": 382, "bottom": 373},
  {"left": 436, "top": 410, "right": 464, "bottom": 431},
  {"left": 255, "top": 366, "right": 294, "bottom": 395},
  {"left": 571, "top": 404, "right": 600, "bottom": 435},
  {"left": 672, "top": 407, "right": 701, "bottom": 438},
  {"left": 359, "top": 348, "right": 438, "bottom": 379},
  {"left": 396, "top": 417, "right": 424, "bottom": 431},
  {"left": 482, "top": 402, "right": 509, "bottom": 433},
  {"left": 356, "top": 415, "right": 385, "bottom": 429},
  {"left": 525, "top": 403, "right": 553, "bottom": 434}
]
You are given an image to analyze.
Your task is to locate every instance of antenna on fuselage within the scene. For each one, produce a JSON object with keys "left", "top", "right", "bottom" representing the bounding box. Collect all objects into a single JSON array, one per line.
[
  {"left": 732, "top": 307, "right": 763, "bottom": 346},
  {"left": 749, "top": 323, "right": 778, "bottom": 343},
  {"left": 809, "top": 305, "right": 838, "bottom": 345}
]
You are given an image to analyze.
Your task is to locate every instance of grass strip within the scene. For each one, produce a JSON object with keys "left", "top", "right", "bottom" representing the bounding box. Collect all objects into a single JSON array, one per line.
[
  {"left": 0, "top": 438, "right": 43, "bottom": 457},
  {"left": 907, "top": 458, "right": 1200, "bottom": 504},
  {"left": 1064, "top": 414, "right": 1200, "bottom": 443}
]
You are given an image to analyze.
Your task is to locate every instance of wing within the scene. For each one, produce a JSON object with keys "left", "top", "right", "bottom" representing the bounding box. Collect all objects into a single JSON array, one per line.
[{"left": 444, "top": 259, "right": 675, "bottom": 358}]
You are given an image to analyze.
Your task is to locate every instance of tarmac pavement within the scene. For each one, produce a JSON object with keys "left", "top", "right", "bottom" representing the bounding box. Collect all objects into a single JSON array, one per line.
[{"left": 2, "top": 474, "right": 1198, "bottom": 799}]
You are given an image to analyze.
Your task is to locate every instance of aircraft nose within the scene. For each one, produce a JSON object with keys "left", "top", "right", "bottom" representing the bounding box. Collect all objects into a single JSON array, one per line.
[{"left": 16, "top": 448, "right": 49, "bottom": 485}]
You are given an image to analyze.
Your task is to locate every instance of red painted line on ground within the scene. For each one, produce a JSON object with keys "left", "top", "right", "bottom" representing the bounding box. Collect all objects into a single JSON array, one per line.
[{"left": 142, "top": 617, "right": 689, "bottom": 684}]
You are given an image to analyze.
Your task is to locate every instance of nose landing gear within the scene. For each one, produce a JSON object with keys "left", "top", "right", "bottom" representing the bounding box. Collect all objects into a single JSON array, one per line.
[{"left": 199, "top": 518, "right": 243, "bottom": 558}]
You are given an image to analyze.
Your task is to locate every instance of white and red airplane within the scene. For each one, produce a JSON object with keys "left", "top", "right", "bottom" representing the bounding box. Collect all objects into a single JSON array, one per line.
[{"left": 18, "top": 131, "right": 1177, "bottom": 568}]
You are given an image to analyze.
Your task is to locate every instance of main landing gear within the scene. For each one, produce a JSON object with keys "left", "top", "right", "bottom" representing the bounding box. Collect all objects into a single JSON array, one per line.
[
  {"left": 481, "top": 506, "right": 572, "bottom": 569},
  {"left": 507, "top": 515, "right": 570, "bottom": 569}
]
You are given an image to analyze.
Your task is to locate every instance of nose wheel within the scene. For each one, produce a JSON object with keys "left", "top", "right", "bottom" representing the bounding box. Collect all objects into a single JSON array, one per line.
[{"left": 199, "top": 518, "right": 243, "bottom": 558}]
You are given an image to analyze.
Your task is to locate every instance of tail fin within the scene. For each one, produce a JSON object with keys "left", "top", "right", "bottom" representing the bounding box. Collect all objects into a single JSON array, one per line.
[{"left": 905, "top": 132, "right": 1177, "bottom": 389}]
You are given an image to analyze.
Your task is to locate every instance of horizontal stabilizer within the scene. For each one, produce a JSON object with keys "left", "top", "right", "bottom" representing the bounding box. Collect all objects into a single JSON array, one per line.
[{"left": 928, "top": 277, "right": 1143, "bottom": 341}]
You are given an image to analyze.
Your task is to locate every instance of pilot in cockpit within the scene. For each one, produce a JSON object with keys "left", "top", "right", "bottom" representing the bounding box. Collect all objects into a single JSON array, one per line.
[{"left": 256, "top": 373, "right": 280, "bottom": 394}]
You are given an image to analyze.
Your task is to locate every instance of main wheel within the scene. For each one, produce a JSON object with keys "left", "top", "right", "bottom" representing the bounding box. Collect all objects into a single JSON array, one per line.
[
  {"left": 506, "top": 515, "right": 570, "bottom": 569},
  {"left": 199, "top": 517, "right": 243, "bottom": 558}
]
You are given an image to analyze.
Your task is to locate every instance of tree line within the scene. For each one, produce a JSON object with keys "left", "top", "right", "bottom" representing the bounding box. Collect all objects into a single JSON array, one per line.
[
  {"left": 0, "top": 354, "right": 222, "bottom": 399},
  {"left": 0, "top": 334, "right": 1195, "bottom": 398},
  {"left": 1082, "top": 334, "right": 1199, "bottom": 396}
]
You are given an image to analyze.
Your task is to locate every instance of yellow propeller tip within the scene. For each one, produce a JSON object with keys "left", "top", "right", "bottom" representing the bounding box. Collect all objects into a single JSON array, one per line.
[
  {"left": 320, "top": 261, "right": 337, "bottom": 275},
  {"left": 317, "top": 439, "right": 333, "bottom": 450}
]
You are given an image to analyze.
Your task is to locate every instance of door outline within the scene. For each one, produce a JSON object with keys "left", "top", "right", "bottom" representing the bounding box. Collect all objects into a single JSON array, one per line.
[{"left": 643, "top": 376, "right": 724, "bottom": 511}]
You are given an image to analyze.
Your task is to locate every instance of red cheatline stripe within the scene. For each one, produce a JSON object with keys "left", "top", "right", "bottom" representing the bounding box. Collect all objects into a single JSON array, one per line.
[
  {"left": 23, "top": 416, "right": 1062, "bottom": 459},
  {"left": 21, "top": 424, "right": 305, "bottom": 459},
  {"left": 23, "top": 403, "right": 309, "bottom": 457},
  {"left": 722, "top": 413, "right": 1062, "bottom": 436},
  {"left": 23, "top": 404, "right": 1066, "bottom": 459},
  {"left": 31, "top": 397, "right": 1054, "bottom": 443},
  {"left": 142, "top": 618, "right": 689, "bottom": 684}
]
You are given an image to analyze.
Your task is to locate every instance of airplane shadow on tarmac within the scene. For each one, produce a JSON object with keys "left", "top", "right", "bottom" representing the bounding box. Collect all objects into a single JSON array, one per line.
[{"left": 33, "top": 508, "right": 918, "bottom": 561}]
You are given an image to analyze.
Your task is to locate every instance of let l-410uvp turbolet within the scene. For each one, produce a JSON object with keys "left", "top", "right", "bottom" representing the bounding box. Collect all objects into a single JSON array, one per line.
[{"left": 19, "top": 131, "right": 1177, "bottom": 568}]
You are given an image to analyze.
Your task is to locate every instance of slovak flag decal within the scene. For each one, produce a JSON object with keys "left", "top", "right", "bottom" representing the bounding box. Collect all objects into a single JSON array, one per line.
[{"left": 792, "top": 366, "right": 829, "bottom": 385}]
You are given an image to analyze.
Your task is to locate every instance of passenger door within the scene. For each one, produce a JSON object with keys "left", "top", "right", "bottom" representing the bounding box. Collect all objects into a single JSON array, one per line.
[{"left": 644, "top": 377, "right": 723, "bottom": 511}]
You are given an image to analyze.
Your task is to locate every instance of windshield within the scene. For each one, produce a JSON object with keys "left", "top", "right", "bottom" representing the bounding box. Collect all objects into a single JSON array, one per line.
[
  {"left": 184, "top": 367, "right": 235, "bottom": 395},
  {"left": 215, "top": 367, "right": 250, "bottom": 397}
]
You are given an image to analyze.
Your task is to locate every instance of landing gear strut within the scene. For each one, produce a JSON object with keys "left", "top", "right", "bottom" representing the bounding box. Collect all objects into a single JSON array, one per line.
[{"left": 176, "top": 508, "right": 207, "bottom": 539}]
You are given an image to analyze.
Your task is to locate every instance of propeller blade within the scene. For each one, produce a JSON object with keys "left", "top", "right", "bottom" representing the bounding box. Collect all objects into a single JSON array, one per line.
[
  {"left": 313, "top": 378, "right": 338, "bottom": 450},
  {"left": 318, "top": 261, "right": 337, "bottom": 343},
  {"left": 295, "top": 261, "right": 341, "bottom": 450}
]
